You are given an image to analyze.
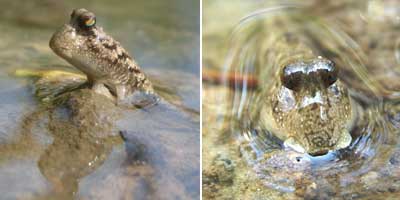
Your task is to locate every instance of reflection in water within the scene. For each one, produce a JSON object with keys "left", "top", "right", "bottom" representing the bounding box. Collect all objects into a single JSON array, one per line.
[
  {"left": 117, "top": 100, "right": 200, "bottom": 199},
  {"left": 1, "top": 87, "right": 199, "bottom": 199},
  {"left": 222, "top": 4, "right": 400, "bottom": 197},
  {"left": 19, "top": 89, "right": 122, "bottom": 199}
]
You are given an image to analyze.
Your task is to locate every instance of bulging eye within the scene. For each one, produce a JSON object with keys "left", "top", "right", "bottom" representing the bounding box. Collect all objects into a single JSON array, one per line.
[
  {"left": 319, "top": 69, "right": 337, "bottom": 87},
  {"left": 84, "top": 17, "right": 96, "bottom": 27},
  {"left": 79, "top": 14, "right": 96, "bottom": 29},
  {"left": 281, "top": 64, "right": 304, "bottom": 91},
  {"left": 280, "top": 59, "right": 338, "bottom": 90},
  {"left": 316, "top": 60, "right": 338, "bottom": 88}
]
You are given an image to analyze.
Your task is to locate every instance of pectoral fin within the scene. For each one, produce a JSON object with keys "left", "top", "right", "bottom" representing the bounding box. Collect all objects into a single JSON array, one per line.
[
  {"left": 92, "top": 82, "right": 115, "bottom": 100},
  {"left": 335, "top": 130, "right": 352, "bottom": 150},
  {"left": 283, "top": 137, "right": 306, "bottom": 153}
]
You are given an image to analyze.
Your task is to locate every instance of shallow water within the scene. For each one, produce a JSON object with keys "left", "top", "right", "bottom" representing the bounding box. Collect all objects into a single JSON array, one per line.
[
  {"left": 203, "top": 1, "right": 400, "bottom": 199},
  {"left": 0, "top": 0, "right": 199, "bottom": 199},
  {"left": 228, "top": 5, "right": 400, "bottom": 197}
]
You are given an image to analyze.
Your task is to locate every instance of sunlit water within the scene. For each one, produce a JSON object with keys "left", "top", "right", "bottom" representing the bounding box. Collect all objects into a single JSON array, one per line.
[
  {"left": 222, "top": 4, "right": 400, "bottom": 198},
  {"left": 0, "top": 0, "right": 199, "bottom": 199}
]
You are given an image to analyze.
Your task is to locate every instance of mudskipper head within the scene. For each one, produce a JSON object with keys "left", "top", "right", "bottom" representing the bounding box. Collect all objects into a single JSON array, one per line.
[
  {"left": 49, "top": 8, "right": 97, "bottom": 62},
  {"left": 272, "top": 58, "right": 352, "bottom": 156}
]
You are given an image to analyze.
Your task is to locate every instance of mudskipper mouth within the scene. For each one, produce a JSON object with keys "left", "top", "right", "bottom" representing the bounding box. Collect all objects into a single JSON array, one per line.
[
  {"left": 309, "top": 149, "right": 329, "bottom": 156},
  {"left": 305, "top": 130, "right": 333, "bottom": 156},
  {"left": 57, "top": 47, "right": 70, "bottom": 51}
]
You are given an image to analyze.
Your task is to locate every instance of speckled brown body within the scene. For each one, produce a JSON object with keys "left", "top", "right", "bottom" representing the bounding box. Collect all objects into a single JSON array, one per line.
[
  {"left": 244, "top": 28, "right": 354, "bottom": 156},
  {"left": 269, "top": 59, "right": 352, "bottom": 155},
  {"left": 49, "top": 8, "right": 153, "bottom": 101},
  {"left": 257, "top": 34, "right": 353, "bottom": 155}
]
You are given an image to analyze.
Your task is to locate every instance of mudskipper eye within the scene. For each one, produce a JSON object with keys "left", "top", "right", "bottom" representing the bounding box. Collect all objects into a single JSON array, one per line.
[
  {"left": 281, "top": 64, "right": 304, "bottom": 91},
  {"left": 84, "top": 17, "right": 96, "bottom": 27},
  {"left": 316, "top": 60, "right": 338, "bottom": 88},
  {"left": 79, "top": 14, "right": 96, "bottom": 29}
]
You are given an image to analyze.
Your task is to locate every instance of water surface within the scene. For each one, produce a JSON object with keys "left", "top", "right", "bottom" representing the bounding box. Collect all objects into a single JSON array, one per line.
[
  {"left": 202, "top": 1, "right": 400, "bottom": 199},
  {"left": 0, "top": 0, "right": 200, "bottom": 199}
]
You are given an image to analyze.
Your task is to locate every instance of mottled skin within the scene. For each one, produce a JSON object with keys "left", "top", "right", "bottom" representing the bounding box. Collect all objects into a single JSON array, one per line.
[
  {"left": 49, "top": 8, "right": 153, "bottom": 101},
  {"left": 267, "top": 58, "right": 352, "bottom": 156}
]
